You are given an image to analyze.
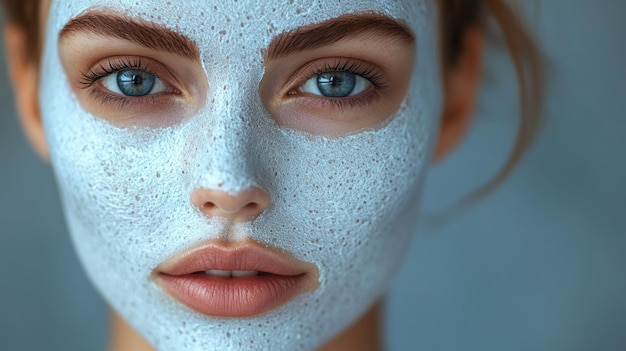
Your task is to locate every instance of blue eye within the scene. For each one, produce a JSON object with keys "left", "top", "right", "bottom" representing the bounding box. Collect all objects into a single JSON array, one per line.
[
  {"left": 101, "top": 69, "right": 168, "bottom": 97},
  {"left": 117, "top": 70, "right": 155, "bottom": 96},
  {"left": 301, "top": 71, "right": 371, "bottom": 98}
]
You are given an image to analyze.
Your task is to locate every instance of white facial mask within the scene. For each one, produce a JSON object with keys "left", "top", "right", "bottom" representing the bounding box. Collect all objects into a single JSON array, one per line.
[{"left": 40, "top": 0, "right": 442, "bottom": 350}]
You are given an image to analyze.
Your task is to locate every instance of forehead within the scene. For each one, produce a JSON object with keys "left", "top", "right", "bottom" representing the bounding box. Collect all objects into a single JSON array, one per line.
[{"left": 48, "top": 0, "right": 434, "bottom": 49}]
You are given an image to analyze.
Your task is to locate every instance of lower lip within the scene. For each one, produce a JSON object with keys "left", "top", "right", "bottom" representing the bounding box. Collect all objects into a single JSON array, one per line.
[{"left": 156, "top": 273, "right": 307, "bottom": 317}]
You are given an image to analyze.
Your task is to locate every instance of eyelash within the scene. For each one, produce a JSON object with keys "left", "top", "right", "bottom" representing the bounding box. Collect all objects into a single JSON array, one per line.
[
  {"left": 292, "top": 58, "right": 388, "bottom": 109},
  {"left": 76, "top": 57, "right": 386, "bottom": 112},
  {"left": 78, "top": 57, "right": 174, "bottom": 108}
]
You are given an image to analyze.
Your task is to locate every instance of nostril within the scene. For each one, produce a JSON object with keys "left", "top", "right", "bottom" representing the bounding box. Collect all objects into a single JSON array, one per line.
[
  {"left": 191, "top": 187, "right": 270, "bottom": 221},
  {"left": 244, "top": 203, "right": 259, "bottom": 211},
  {"left": 202, "top": 201, "right": 259, "bottom": 214},
  {"left": 202, "top": 202, "right": 217, "bottom": 210}
]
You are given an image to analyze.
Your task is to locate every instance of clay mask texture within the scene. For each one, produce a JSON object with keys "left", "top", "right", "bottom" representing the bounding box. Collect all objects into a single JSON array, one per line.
[{"left": 40, "top": 0, "right": 443, "bottom": 350}]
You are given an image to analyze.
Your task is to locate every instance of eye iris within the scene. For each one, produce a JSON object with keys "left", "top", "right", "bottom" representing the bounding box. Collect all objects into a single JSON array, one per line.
[
  {"left": 316, "top": 71, "right": 356, "bottom": 97},
  {"left": 117, "top": 69, "right": 156, "bottom": 96}
]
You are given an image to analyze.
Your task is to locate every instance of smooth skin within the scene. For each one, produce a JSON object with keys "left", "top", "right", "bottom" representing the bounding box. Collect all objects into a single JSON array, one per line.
[{"left": 3, "top": 3, "right": 483, "bottom": 350}]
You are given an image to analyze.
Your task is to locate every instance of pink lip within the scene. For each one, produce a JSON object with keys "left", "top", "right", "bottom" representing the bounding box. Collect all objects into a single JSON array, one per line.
[{"left": 153, "top": 240, "right": 318, "bottom": 317}]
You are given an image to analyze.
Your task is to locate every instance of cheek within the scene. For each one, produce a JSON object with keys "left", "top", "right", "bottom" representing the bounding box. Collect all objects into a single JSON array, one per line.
[
  {"left": 251, "top": 101, "right": 432, "bottom": 265},
  {"left": 47, "top": 114, "right": 234, "bottom": 270},
  {"left": 40, "top": 51, "right": 207, "bottom": 267},
  {"left": 234, "top": 102, "right": 434, "bottom": 337}
]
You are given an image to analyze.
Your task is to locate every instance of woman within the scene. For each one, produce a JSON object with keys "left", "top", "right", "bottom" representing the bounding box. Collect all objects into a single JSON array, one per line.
[{"left": 2, "top": 0, "right": 541, "bottom": 350}]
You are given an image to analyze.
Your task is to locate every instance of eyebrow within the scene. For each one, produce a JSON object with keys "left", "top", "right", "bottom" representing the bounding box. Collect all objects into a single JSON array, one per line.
[
  {"left": 59, "top": 12, "right": 200, "bottom": 60},
  {"left": 265, "top": 13, "right": 415, "bottom": 61}
]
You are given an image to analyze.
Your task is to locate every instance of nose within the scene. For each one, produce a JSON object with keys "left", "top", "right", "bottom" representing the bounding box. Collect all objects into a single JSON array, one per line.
[{"left": 190, "top": 187, "right": 271, "bottom": 222}]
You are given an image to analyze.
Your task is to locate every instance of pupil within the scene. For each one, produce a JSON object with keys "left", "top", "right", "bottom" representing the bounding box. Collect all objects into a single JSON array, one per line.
[
  {"left": 317, "top": 72, "right": 356, "bottom": 98},
  {"left": 131, "top": 75, "right": 143, "bottom": 85},
  {"left": 117, "top": 69, "right": 156, "bottom": 96}
]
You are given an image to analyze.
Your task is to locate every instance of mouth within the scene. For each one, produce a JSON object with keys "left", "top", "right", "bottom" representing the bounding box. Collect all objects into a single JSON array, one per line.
[{"left": 153, "top": 240, "right": 318, "bottom": 317}]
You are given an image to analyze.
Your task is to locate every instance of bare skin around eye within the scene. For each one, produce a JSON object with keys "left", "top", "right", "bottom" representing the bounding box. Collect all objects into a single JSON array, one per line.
[
  {"left": 261, "top": 19, "right": 417, "bottom": 136},
  {"left": 59, "top": 29, "right": 207, "bottom": 127},
  {"left": 58, "top": 11, "right": 415, "bottom": 134}
]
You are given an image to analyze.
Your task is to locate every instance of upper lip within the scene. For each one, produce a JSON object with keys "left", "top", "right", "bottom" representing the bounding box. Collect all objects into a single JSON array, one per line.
[
  {"left": 152, "top": 239, "right": 319, "bottom": 317},
  {"left": 154, "top": 240, "right": 312, "bottom": 278}
]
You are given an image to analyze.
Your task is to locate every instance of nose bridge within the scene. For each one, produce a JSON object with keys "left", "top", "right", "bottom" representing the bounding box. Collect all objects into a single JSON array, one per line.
[{"left": 188, "top": 76, "right": 264, "bottom": 194}]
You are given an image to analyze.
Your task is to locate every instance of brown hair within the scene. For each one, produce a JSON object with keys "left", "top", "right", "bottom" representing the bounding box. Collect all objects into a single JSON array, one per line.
[
  {"left": 2, "top": 0, "right": 41, "bottom": 61},
  {"left": 440, "top": 0, "right": 543, "bottom": 218},
  {"left": 2, "top": 0, "right": 543, "bottom": 208}
]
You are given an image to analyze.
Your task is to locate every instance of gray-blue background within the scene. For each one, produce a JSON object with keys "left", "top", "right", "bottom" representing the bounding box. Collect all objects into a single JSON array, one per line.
[{"left": 1, "top": 1, "right": 624, "bottom": 350}]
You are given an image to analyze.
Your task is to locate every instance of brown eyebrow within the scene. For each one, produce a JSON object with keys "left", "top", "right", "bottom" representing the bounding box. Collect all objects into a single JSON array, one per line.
[
  {"left": 59, "top": 12, "right": 200, "bottom": 60},
  {"left": 265, "top": 13, "right": 415, "bottom": 61}
]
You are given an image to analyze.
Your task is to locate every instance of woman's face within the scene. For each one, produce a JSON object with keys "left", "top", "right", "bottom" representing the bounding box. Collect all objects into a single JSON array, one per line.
[{"left": 40, "top": 0, "right": 442, "bottom": 349}]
